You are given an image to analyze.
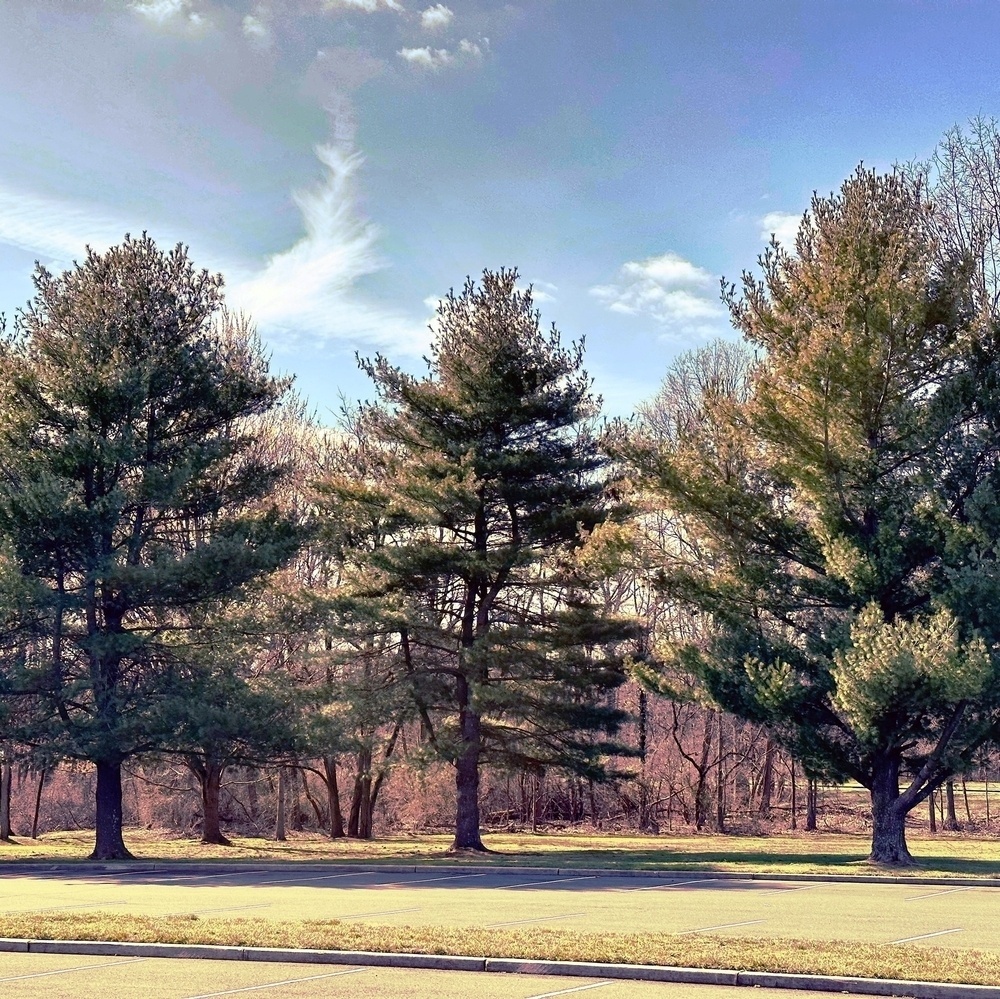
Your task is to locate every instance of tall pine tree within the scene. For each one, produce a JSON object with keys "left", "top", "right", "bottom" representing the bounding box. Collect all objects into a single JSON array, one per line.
[
  {"left": 332, "top": 269, "right": 635, "bottom": 851},
  {"left": 625, "top": 169, "right": 1000, "bottom": 864},
  {"left": 0, "top": 236, "right": 302, "bottom": 859}
]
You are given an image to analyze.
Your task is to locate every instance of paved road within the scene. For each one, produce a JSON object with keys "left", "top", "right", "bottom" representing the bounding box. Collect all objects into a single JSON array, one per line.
[
  {"left": 0, "top": 867, "right": 995, "bottom": 952},
  {"left": 0, "top": 952, "right": 867, "bottom": 999}
]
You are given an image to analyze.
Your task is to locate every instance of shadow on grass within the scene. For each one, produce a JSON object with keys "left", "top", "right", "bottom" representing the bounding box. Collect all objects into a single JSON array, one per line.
[{"left": 442, "top": 846, "right": 1000, "bottom": 877}]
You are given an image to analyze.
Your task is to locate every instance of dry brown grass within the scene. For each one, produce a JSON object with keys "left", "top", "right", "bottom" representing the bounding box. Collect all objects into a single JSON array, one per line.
[{"left": 0, "top": 912, "right": 993, "bottom": 986}]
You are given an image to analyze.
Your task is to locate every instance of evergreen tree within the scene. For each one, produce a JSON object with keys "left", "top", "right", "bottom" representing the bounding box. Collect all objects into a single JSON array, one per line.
[
  {"left": 159, "top": 651, "right": 303, "bottom": 846},
  {"left": 333, "top": 269, "right": 636, "bottom": 851},
  {"left": 0, "top": 236, "right": 302, "bottom": 859},
  {"left": 625, "top": 169, "right": 1000, "bottom": 864}
]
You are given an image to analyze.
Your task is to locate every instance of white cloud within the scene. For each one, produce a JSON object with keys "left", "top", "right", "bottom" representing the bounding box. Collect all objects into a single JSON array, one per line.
[
  {"left": 0, "top": 185, "right": 134, "bottom": 262},
  {"left": 242, "top": 13, "right": 272, "bottom": 47},
  {"left": 227, "top": 144, "right": 426, "bottom": 355},
  {"left": 397, "top": 37, "right": 485, "bottom": 70},
  {"left": 130, "top": 0, "right": 205, "bottom": 27},
  {"left": 324, "top": 0, "right": 403, "bottom": 11},
  {"left": 514, "top": 279, "right": 557, "bottom": 303},
  {"left": 621, "top": 254, "right": 710, "bottom": 288},
  {"left": 397, "top": 46, "right": 452, "bottom": 70},
  {"left": 760, "top": 210, "right": 801, "bottom": 249},
  {"left": 421, "top": 3, "right": 453, "bottom": 30},
  {"left": 0, "top": 147, "right": 426, "bottom": 357},
  {"left": 458, "top": 38, "right": 483, "bottom": 59},
  {"left": 590, "top": 251, "right": 727, "bottom": 338}
]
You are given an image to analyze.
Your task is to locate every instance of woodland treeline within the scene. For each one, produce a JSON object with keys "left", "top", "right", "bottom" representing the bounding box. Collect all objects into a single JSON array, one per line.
[{"left": 5, "top": 121, "right": 1000, "bottom": 865}]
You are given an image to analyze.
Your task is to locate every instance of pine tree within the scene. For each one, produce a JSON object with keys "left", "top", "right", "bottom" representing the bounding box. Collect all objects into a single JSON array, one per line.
[
  {"left": 331, "top": 269, "right": 636, "bottom": 851},
  {"left": 0, "top": 236, "right": 302, "bottom": 859},
  {"left": 626, "top": 169, "right": 1000, "bottom": 864}
]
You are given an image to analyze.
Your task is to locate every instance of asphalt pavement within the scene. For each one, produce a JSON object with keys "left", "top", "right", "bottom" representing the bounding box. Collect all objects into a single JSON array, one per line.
[
  {"left": 0, "top": 866, "right": 996, "bottom": 953},
  {"left": 0, "top": 951, "right": 903, "bottom": 999}
]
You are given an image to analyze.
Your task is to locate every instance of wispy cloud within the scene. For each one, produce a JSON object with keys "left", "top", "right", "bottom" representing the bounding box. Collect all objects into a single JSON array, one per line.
[
  {"left": 759, "top": 210, "right": 801, "bottom": 249},
  {"left": 227, "top": 144, "right": 426, "bottom": 355},
  {"left": 0, "top": 184, "right": 134, "bottom": 262},
  {"left": 421, "top": 4, "right": 454, "bottom": 30},
  {"left": 0, "top": 148, "right": 425, "bottom": 357},
  {"left": 590, "top": 251, "right": 727, "bottom": 338},
  {"left": 528, "top": 279, "right": 557, "bottom": 303}
]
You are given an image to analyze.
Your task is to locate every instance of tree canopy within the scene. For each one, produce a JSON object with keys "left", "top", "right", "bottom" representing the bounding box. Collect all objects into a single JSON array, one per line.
[
  {"left": 624, "top": 167, "right": 1000, "bottom": 863},
  {"left": 0, "top": 235, "right": 302, "bottom": 858},
  {"left": 324, "top": 269, "right": 638, "bottom": 850}
]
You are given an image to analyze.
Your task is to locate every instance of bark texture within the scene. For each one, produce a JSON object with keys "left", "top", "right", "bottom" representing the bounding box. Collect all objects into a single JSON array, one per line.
[{"left": 92, "top": 760, "right": 132, "bottom": 859}]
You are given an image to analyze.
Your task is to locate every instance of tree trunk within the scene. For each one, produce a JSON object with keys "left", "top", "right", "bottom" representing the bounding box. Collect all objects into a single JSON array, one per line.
[
  {"left": 0, "top": 754, "right": 12, "bottom": 842},
  {"left": 348, "top": 747, "right": 371, "bottom": 838},
  {"left": 31, "top": 769, "right": 46, "bottom": 839},
  {"left": 715, "top": 711, "right": 725, "bottom": 832},
  {"left": 289, "top": 766, "right": 304, "bottom": 832},
  {"left": 805, "top": 777, "right": 818, "bottom": 832},
  {"left": 92, "top": 759, "right": 132, "bottom": 859},
  {"left": 274, "top": 767, "right": 287, "bottom": 842},
  {"left": 868, "top": 755, "right": 913, "bottom": 865},
  {"left": 928, "top": 791, "right": 937, "bottom": 832},
  {"left": 451, "top": 679, "right": 486, "bottom": 851},
  {"left": 531, "top": 772, "right": 540, "bottom": 832},
  {"left": 198, "top": 762, "right": 231, "bottom": 846},
  {"left": 943, "top": 780, "right": 960, "bottom": 831},
  {"left": 694, "top": 708, "right": 714, "bottom": 830},
  {"left": 759, "top": 736, "right": 775, "bottom": 818},
  {"left": 324, "top": 756, "right": 345, "bottom": 838},
  {"left": 357, "top": 774, "right": 374, "bottom": 839},
  {"left": 638, "top": 689, "right": 648, "bottom": 763}
]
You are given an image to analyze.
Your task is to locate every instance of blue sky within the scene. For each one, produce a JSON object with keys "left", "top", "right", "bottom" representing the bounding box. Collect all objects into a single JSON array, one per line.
[{"left": 2, "top": 1, "right": 999, "bottom": 420}]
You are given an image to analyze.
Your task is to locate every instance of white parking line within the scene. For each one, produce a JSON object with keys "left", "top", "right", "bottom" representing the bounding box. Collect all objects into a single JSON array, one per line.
[
  {"left": 0, "top": 957, "right": 145, "bottom": 982},
  {"left": 890, "top": 928, "right": 963, "bottom": 944},
  {"left": 184, "top": 966, "right": 367, "bottom": 998},
  {"left": 905, "top": 887, "right": 975, "bottom": 901},
  {"left": 679, "top": 918, "right": 766, "bottom": 934},
  {"left": 525, "top": 982, "right": 612, "bottom": 999},
  {"left": 759, "top": 884, "right": 821, "bottom": 896},
  {"left": 487, "top": 911, "right": 587, "bottom": 927},
  {"left": 108, "top": 869, "right": 271, "bottom": 883},
  {"left": 505, "top": 876, "right": 597, "bottom": 889},
  {"left": 625, "top": 877, "right": 720, "bottom": 892},
  {"left": 380, "top": 873, "right": 489, "bottom": 887},
  {"left": 246, "top": 871, "right": 375, "bottom": 886}
]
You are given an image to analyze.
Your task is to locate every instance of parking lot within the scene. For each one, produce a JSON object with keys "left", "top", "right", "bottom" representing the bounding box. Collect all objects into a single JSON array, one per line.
[
  {"left": 0, "top": 866, "right": 995, "bottom": 952},
  {"left": 0, "top": 951, "right": 878, "bottom": 999}
]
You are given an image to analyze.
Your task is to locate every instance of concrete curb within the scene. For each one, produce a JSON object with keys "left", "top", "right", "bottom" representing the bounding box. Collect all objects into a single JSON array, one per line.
[
  {"left": 0, "top": 938, "right": 994, "bottom": 998},
  {"left": 1, "top": 859, "right": 998, "bottom": 888}
]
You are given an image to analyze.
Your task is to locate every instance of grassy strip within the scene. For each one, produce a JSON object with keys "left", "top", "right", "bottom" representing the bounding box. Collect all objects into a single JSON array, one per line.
[
  {"left": 3, "top": 829, "right": 1000, "bottom": 879},
  {"left": 0, "top": 912, "right": 995, "bottom": 987}
]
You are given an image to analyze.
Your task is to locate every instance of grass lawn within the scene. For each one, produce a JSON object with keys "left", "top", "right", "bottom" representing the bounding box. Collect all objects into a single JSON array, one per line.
[
  {"left": 0, "top": 912, "right": 996, "bottom": 987},
  {"left": 2, "top": 828, "right": 1000, "bottom": 878}
]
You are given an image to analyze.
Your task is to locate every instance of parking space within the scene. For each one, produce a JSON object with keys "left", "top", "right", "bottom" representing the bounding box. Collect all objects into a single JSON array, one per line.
[
  {"left": 0, "top": 952, "right": 873, "bottom": 999},
  {"left": 0, "top": 867, "right": 997, "bottom": 953}
]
